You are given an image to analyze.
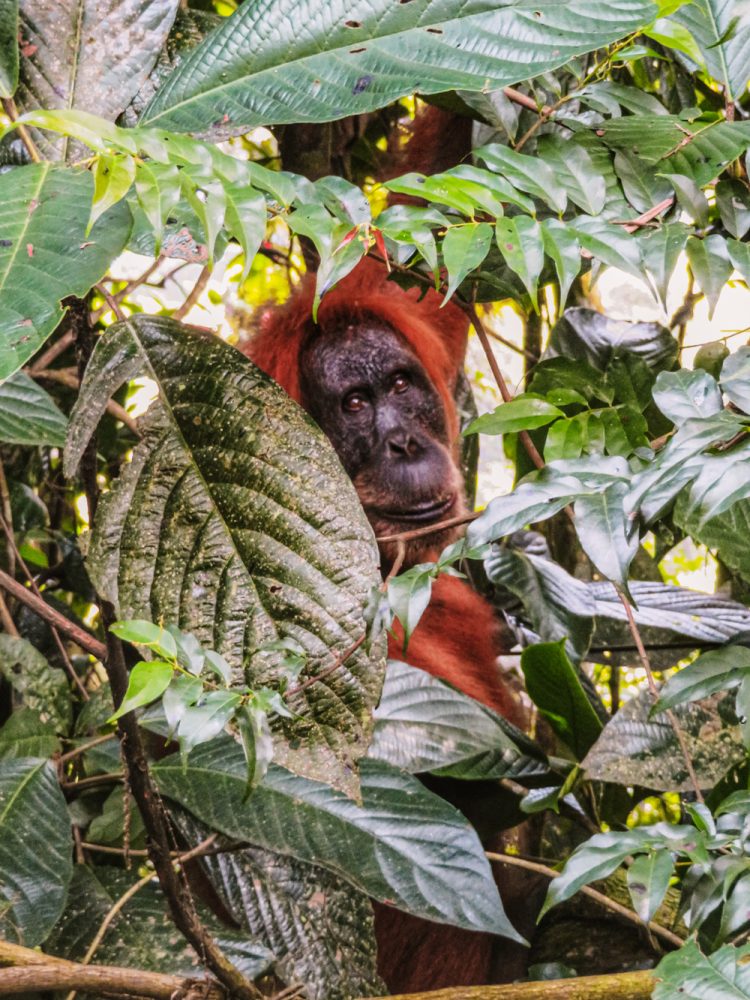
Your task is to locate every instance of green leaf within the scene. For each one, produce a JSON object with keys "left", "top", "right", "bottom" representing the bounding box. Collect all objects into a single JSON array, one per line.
[
  {"left": 679, "top": 441, "right": 750, "bottom": 525},
  {"left": 652, "top": 369, "right": 723, "bottom": 425},
  {"left": 541, "top": 220, "right": 581, "bottom": 307},
  {"left": 0, "top": 709, "right": 59, "bottom": 760},
  {"left": 0, "top": 372, "right": 67, "bottom": 445},
  {"left": 494, "top": 216, "right": 545, "bottom": 310},
  {"left": 140, "top": 0, "right": 657, "bottom": 133},
  {"left": 238, "top": 703, "right": 274, "bottom": 794},
  {"left": 536, "top": 135, "right": 606, "bottom": 215},
  {"left": 442, "top": 222, "right": 493, "bottom": 300},
  {"left": 110, "top": 619, "right": 178, "bottom": 659},
  {"left": 654, "top": 646, "right": 750, "bottom": 713},
  {"left": 626, "top": 411, "right": 744, "bottom": 523},
  {"left": 180, "top": 168, "right": 226, "bottom": 263},
  {"left": 639, "top": 223, "right": 689, "bottom": 309},
  {"left": 716, "top": 179, "right": 750, "bottom": 240},
  {"left": 90, "top": 154, "right": 136, "bottom": 232},
  {"left": 0, "top": 634, "right": 71, "bottom": 732},
  {"left": 568, "top": 215, "right": 644, "bottom": 282},
  {"left": 155, "top": 739, "right": 524, "bottom": 942},
  {"left": 0, "top": 0, "right": 18, "bottom": 98},
  {"left": 134, "top": 162, "right": 182, "bottom": 257},
  {"left": 583, "top": 687, "right": 744, "bottom": 791},
  {"left": 574, "top": 482, "right": 638, "bottom": 591},
  {"left": 0, "top": 164, "right": 131, "bottom": 381},
  {"left": 721, "top": 346, "right": 750, "bottom": 414},
  {"left": 176, "top": 690, "right": 242, "bottom": 756},
  {"left": 627, "top": 849, "right": 674, "bottom": 923},
  {"left": 387, "top": 566, "right": 434, "bottom": 646},
  {"left": 652, "top": 940, "right": 750, "bottom": 999},
  {"left": 64, "top": 315, "right": 383, "bottom": 797},
  {"left": 484, "top": 544, "right": 595, "bottom": 661},
  {"left": 613, "top": 149, "right": 672, "bottom": 214},
  {"left": 444, "top": 164, "right": 535, "bottom": 213},
  {"left": 675, "top": 0, "right": 750, "bottom": 101},
  {"left": 728, "top": 238, "right": 750, "bottom": 284},
  {"left": 386, "top": 173, "right": 477, "bottom": 216},
  {"left": 0, "top": 758, "right": 72, "bottom": 945},
  {"left": 674, "top": 495, "right": 750, "bottom": 586},
  {"left": 223, "top": 183, "right": 267, "bottom": 284},
  {"left": 162, "top": 673, "right": 203, "bottom": 735},
  {"left": 479, "top": 143, "right": 566, "bottom": 213},
  {"left": 540, "top": 828, "right": 647, "bottom": 917},
  {"left": 369, "top": 660, "right": 552, "bottom": 783},
  {"left": 108, "top": 660, "right": 175, "bottom": 722},
  {"left": 465, "top": 396, "right": 564, "bottom": 436},
  {"left": 686, "top": 235, "right": 733, "bottom": 319},
  {"left": 520, "top": 640, "right": 603, "bottom": 760},
  {"left": 661, "top": 173, "right": 708, "bottom": 227}
]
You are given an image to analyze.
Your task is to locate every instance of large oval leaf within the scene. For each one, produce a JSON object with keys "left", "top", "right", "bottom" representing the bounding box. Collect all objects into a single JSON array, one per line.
[
  {"left": 0, "top": 758, "right": 73, "bottom": 945},
  {"left": 141, "top": 0, "right": 657, "bottom": 134},
  {"left": 64, "top": 315, "right": 384, "bottom": 796},
  {"left": 154, "top": 736, "right": 523, "bottom": 942},
  {"left": 0, "top": 164, "right": 131, "bottom": 381},
  {"left": 15, "top": 0, "right": 179, "bottom": 161}
]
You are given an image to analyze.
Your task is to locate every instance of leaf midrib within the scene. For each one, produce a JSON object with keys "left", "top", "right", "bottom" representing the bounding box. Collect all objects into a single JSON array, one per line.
[{"left": 145, "top": 0, "right": 650, "bottom": 125}]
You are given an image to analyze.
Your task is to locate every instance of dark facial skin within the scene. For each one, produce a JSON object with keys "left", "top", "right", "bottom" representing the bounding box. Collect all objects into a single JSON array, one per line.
[{"left": 300, "top": 320, "right": 465, "bottom": 559}]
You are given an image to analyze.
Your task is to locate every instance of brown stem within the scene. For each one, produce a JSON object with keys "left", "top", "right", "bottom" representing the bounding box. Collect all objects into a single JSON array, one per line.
[
  {"left": 29, "top": 368, "right": 140, "bottom": 438},
  {"left": 620, "top": 197, "right": 675, "bottom": 233},
  {"left": 487, "top": 851, "right": 684, "bottom": 950},
  {"left": 358, "top": 970, "right": 656, "bottom": 1000},
  {"left": 93, "top": 283, "right": 125, "bottom": 323},
  {"left": 62, "top": 772, "right": 122, "bottom": 792},
  {"left": 501, "top": 87, "right": 552, "bottom": 116},
  {"left": 0, "top": 458, "right": 15, "bottom": 580},
  {"left": 376, "top": 511, "right": 478, "bottom": 544},
  {"left": 382, "top": 539, "right": 406, "bottom": 586},
  {"left": 459, "top": 301, "right": 545, "bottom": 470},
  {"left": 173, "top": 265, "right": 211, "bottom": 321},
  {"left": 286, "top": 633, "right": 367, "bottom": 699},
  {"left": 0, "top": 592, "right": 18, "bottom": 637},
  {"left": 59, "top": 732, "right": 116, "bottom": 764},
  {"left": 90, "top": 257, "right": 165, "bottom": 324},
  {"left": 0, "top": 964, "right": 223, "bottom": 999},
  {"left": 28, "top": 329, "right": 75, "bottom": 374},
  {"left": 617, "top": 592, "right": 704, "bottom": 803},
  {"left": 0, "top": 566, "right": 103, "bottom": 656},
  {"left": 1, "top": 98, "right": 41, "bottom": 163}
]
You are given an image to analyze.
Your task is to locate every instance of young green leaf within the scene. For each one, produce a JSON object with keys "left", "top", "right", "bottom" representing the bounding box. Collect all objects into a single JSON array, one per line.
[
  {"left": 108, "top": 660, "right": 174, "bottom": 722},
  {"left": 442, "top": 222, "right": 493, "bottom": 301},
  {"left": 627, "top": 849, "right": 674, "bottom": 923},
  {"left": 90, "top": 153, "right": 137, "bottom": 233},
  {"left": 521, "top": 640, "right": 603, "bottom": 760},
  {"left": 134, "top": 162, "right": 181, "bottom": 256},
  {"left": 237, "top": 702, "right": 274, "bottom": 796},
  {"left": 495, "top": 216, "right": 544, "bottom": 310},
  {"left": 387, "top": 566, "right": 435, "bottom": 647},
  {"left": 223, "top": 182, "right": 266, "bottom": 283},
  {"left": 162, "top": 674, "right": 203, "bottom": 735},
  {"left": 477, "top": 144, "right": 566, "bottom": 213},
  {"left": 203, "top": 649, "right": 233, "bottom": 685},
  {"left": 176, "top": 690, "right": 242, "bottom": 756},
  {"left": 686, "top": 235, "right": 732, "bottom": 319},
  {"left": 465, "top": 396, "right": 564, "bottom": 436},
  {"left": 110, "top": 620, "right": 178, "bottom": 660},
  {"left": 541, "top": 220, "right": 581, "bottom": 307}
]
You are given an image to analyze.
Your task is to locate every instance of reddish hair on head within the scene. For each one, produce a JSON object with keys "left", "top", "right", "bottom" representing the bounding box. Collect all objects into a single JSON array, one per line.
[{"left": 248, "top": 256, "right": 470, "bottom": 437}]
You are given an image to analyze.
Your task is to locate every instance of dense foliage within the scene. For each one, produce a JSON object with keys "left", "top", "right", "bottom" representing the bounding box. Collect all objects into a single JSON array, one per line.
[{"left": 4, "top": 1, "right": 750, "bottom": 998}]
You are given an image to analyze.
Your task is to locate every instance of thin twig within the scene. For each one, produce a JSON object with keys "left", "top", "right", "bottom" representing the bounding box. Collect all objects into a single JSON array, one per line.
[
  {"left": 59, "top": 732, "right": 116, "bottom": 765},
  {"left": 0, "top": 516, "right": 90, "bottom": 699},
  {"left": 620, "top": 196, "right": 675, "bottom": 233},
  {"left": 617, "top": 591, "right": 704, "bottom": 803},
  {"left": 0, "top": 591, "right": 18, "bottom": 636},
  {"left": 382, "top": 539, "right": 406, "bottom": 586},
  {"left": 286, "top": 633, "right": 367, "bottom": 699},
  {"left": 93, "top": 283, "right": 126, "bottom": 323},
  {"left": 64, "top": 835, "right": 219, "bottom": 1000},
  {"left": 90, "top": 256, "right": 165, "bottom": 325},
  {"left": 28, "top": 329, "right": 75, "bottom": 374},
  {"left": 459, "top": 300, "right": 545, "bottom": 470},
  {"left": 0, "top": 457, "right": 15, "bottom": 579},
  {"left": 376, "top": 511, "right": 478, "bottom": 544},
  {"left": 173, "top": 265, "right": 211, "bottom": 321},
  {"left": 1, "top": 97, "right": 41, "bottom": 163},
  {"left": 0, "top": 568, "right": 106, "bottom": 660},
  {"left": 0, "top": 963, "right": 223, "bottom": 1000},
  {"left": 62, "top": 771, "right": 122, "bottom": 792},
  {"left": 30, "top": 368, "right": 140, "bottom": 437},
  {"left": 502, "top": 87, "right": 552, "bottom": 116},
  {"left": 486, "top": 851, "right": 684, "bottom": 949},
  {"left": 487, "top": 325, "right": 538, "bottom": 361}
]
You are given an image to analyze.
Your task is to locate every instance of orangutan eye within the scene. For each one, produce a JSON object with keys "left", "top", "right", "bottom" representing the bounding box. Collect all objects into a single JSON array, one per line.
[
  {"left": 343, "top": 392, "right": 367, "bottom": 413},
  {"left": 392, "top": 373, "right": 411, "bottom": 393}
]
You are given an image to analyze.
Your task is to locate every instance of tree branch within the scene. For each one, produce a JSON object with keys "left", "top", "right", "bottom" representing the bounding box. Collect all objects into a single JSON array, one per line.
[
  {"left": 358, "top": 969, "right": 656, "bottom": 1000},
  {"left": 0, "top": 568, "right": 106, "bottom": 659}
]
